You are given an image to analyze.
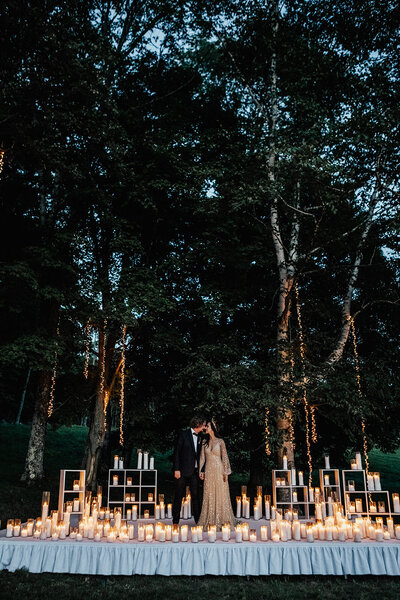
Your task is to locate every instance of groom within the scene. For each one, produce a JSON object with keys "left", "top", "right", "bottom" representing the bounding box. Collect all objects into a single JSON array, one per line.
[{"left": 172, "top": 415, "right": 206, "bottom": 524}]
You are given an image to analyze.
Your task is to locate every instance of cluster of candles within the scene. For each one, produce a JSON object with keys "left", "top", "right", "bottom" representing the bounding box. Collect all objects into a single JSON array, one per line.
[
  {"left": 136, "top": 450, "right": 155, "bottom": 470},
  {"left": 180, "top": 488, "right": 192, "bottom": 519},
  {"left": 235, "top": 486, "right": 251, "bottom": 519}
]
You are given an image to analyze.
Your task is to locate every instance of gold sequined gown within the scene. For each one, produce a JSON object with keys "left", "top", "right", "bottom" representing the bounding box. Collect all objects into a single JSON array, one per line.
[{"left": 198, "top": 438, "right": 235, "bottom": 530}]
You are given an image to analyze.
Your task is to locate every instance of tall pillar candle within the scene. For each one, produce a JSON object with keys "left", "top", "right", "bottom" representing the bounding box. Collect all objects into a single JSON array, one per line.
[
  {"left": 143, "top": 451, "right": 149, "bottom": 470},
  {"left": 149, "top": 456, "right": 154, "bottom": 470},
  {"left": 137, "top": 450, "right": 143, "bottom": 469}
]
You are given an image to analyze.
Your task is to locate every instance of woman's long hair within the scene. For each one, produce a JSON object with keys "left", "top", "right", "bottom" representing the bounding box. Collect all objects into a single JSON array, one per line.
[{"left": 204, "top": 418, "right": 222, "bottom": 446}]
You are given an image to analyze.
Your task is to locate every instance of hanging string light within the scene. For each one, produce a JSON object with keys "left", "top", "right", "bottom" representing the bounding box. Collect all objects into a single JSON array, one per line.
[
  {"left": 84, "top": 320, "right": 92, "bottom": 379},
  {"left": 288, "top": 347, "right": 296, "bottom": 449},
  {"left": 348, "top": 315, "right": 370, "bottom": 475},
  {"left": 310, "top": 405, "right": 318, "bottom": 443},
  {"left": 265, "top": 407, "right": 271, "bottom": 455},
  {"left": 119, "top": 324, "right": 127, "bottom": 447},
  {"left": 48, "top": 319, "right": 60, "bottom": 418},
  {"left": 100, "top": 319, "right": 107, "bottom": 427},
  {"left": 0, "top": 149, "right": 5, "bottom": 178},
  {"left": 295, "top": 282, "right": 313, "bottom": 487}
]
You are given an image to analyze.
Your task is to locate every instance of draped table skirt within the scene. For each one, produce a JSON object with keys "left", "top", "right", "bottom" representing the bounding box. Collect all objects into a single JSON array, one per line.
[{"left": 1, "top": 537, "right": 400, "bottom": 576}]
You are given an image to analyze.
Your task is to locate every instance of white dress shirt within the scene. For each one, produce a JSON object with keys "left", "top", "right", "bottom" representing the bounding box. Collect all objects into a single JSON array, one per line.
[{"left": 191, "top": 428, "right": 198, "bottom": 467}]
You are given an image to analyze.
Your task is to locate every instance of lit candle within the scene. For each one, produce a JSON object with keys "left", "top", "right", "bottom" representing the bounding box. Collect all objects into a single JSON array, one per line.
[
  {"left": 236, "top": 496, "right": 241, "bottom": 518},
  {"left": 128, "top": 524, "right": 134, "bottom": 539},
  {"left": 127, "top": 509, "right": 132, "bottom": 521},
  {"left": 132, "top": 505, "right": 138, "bottom": 520},
  {"left": 324, "top": 474, "right": 330, "bottom": 486},
  {"left": 373, "top": 473, "right": 381, "bottom": 491},
  {"left": 315, "top": 503, "right": 322, "bottom": 520},
  {"left": 384, "top": 530, "right": 390, "bottom": 541},
  {"left": 76, "top": 532, "right": 83, "bottom": 542},
  {"left": 73, "top": 480, "right": 80, "bottom": 491},
  {"left": 260, "top": 525, "right": 268, "bottom": 541},
  {"left": 94, "top": 532, "right": 101, "bottom": 542},
  {"left": 369, "top": 501, "right": 377, "bottom": 513},
  {"left": 272, "top": 532, "right": 280, "bottom": 542},
  {"left": 324, "top": 455, "right": 330, "bottom": 469},
  {"left": 114, "top": 455, "right": 119, "bottom": 469},
  {"left": 41, "top": 492, "right": 50, "bottom": 523},
  {"left": 34, "top": 529, "right": 41, "bottom": 539},
  {"left": 181, "top": 525, "right": 188, "bottom": 542},
  {"left": 165, "top": 525, "right": 172, "bottom": 541},
  {"left": 118, "top": 457, "right": 124, "bottom": 469},
  {"left": 376, "top": 528, "right": 384, "bottom": 542},
  {"left": 353, "top": 527, "right": 361, "bottom": 542},
  {"left": 367, "top": 474, "right": 375, "bottom": 491},
  {"left": 395, "top": 525, "right": 400, "bottom": 540},
  {"left": 222, "top": 524, "right": 230, "bottom": 541},
  {"left": 283, "top": 455, "right": 288, "bottom": 470},
  {"left": 27, "top": 519, "right": 34, "bottom": 536},
  {"left": 160, "top": 501, "right": 165, "bottom": 519},
  {"left": 235, "top": 524, "right": 242, "bottom": 542},
  {"left": 264, "top": 496, "right": 270, "bottom": 520},
  {"left": 145, "top": 524, "right": 153, "bottom": 541},
  {"left": 249, "top": 529, "right": 257, "bottom": 542},
  {"left": 378, "top": 501, "right": 386, "bottom": 513},
  {"left": 387, "top": 518, "right": 394, "bottom": 538},
  {"left": 207, "top": 525, "right": 216, "bottom": 543},
  {"left": 172, "top": 525, "right": 179, "bottom": 542},
  {"left": 241, "top": 524, "right": 249, "bottom": 541},
  {"left": 113, "top": 475, "right": 118, "bottom": 486},
  {"left": 148, "top": 493, "right": 154, "bottom": 502},
  {"left": 309, "top": 488, "right": 314, "bottom": 502},
  {"left": 138, "top": 523, "right": 145, "bottom": 541},
  {"left": 348, "top": 479, "right": 355, "bottom": 492},
  {"left": 6, "top": 520, "right": 14, "bottom": 537},
  {"left": 351, "top": 459, "right": 357, "bottom": 470},
  {"left": 191, "top": 526, "right": 198, "bottom": 543},
  {"left": 292, "top": 491, "right": 298, "bottom": 503},
  {"left": 143, "top": 510, "right": 149, "bottom": 519},
  {"left": 13, "top": 520, "right": 21, "bottom": 537},
  {"left": 293, "top": 520, "right": 301, "bottom": 541},
  {"left": 300, "top": 524, "right": 307, "bottom": 538},
  {"left": 338, "top": 525, "right": 346, "bottom": 542},
  {"left": 307, "top": 527, "right": 314, "bottom": 543},
  {"left": 137, "top": 450, "right": 143, "bottom": 469},
  {"left": 298, "top": 471, "right": 304, "bottom": 486},
  {"left": 271, "top": 505, "right": 276, "bottom": 520}
]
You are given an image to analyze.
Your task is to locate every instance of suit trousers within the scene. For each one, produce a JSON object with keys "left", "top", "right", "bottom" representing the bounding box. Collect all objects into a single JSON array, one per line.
[{"left": 172, "top": 472, "right": 201, "bottom": 524}]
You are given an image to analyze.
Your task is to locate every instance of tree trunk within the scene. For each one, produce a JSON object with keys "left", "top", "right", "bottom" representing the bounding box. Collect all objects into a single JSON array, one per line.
[{"left": 21, "top": 370, "right": 51, "bottom": 485}]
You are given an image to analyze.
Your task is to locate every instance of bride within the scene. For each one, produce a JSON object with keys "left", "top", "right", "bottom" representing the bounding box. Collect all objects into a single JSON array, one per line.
[{"left": 197, "top": 419, "right": 236, "bottom": 530}]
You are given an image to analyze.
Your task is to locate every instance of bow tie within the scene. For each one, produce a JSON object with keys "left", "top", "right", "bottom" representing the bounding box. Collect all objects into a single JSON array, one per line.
[{"left": 193, "top": 432, "right": 198, "bottom": 436}]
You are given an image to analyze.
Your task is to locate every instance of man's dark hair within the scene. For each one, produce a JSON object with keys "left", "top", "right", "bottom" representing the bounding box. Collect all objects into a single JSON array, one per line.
[{"left": 190, "top": 415, "right": 206, "bottom": 429}]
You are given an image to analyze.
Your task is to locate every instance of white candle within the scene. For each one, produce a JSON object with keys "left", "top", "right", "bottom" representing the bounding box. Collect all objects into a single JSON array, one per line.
[
  {"left": 367, "top": 474, "right": 374, "bottom": 491},
  {"left": 324, "top": 455, "right": 330, "bottom": 469},
  {"left": 181, "top": 525, "right": 188, "bottom": 542},
  {"left": 138, "top": 524, "right": 145, "bottom": 541},
  {"left": 271, "top": 506, "right": 276, "bottom": 520},
  {"left": 376, "top": 528, "right": 384, "bottom": 542},
  {"left": 149, "top": 457, "right": 154, "bottom": 470},
  {"left": 155, "top": 505, "right": 160, "bottom": 519},
  {"left": 354, "top": 527, "right": 361, "bottom": 542},
  {"left": 260, "top": 525, "right": 268, "bottom": 541},
  {"left": 309, "top": 488, "right": 314, "bottom": 502},
  {"left": 338, "top": 526, "right": 346, "bottom": 542},
  {"left": 160, "top": 502, "right": 165, "bottom": 519},
  {"left": 41, "top": 501, "right": 49, "bottom": 523},
  {"left": 167, "top": 504, "right": 173, "bottom": 519},
  {"left": 165, "top": 525, "right": 172, "bottom": 541},
  {"left": 249, "top": 530, "right": 257, "bottom": 543},
  {"left": 137, "top": 451, "right": 143, "bottom": 469},
  {"left": 298, "top": 471, "right": 304, "bottom": 486},
  {"left": 114, "top": 455, "right": 119, "bottom": 469},
  {"left": 264, "top": 498, "right": 270, "bottom": 520},
  {"left": 292, "top": 491, "right": 298, "bottom": 503},
  {"left": 291, "top": 468, "right": 296, "bottom": 486},
  {"left": 293, "top": 520, "right": 301, "bottom": 541},
  {"left": 356, "top": 452, "right": 362, "bottom": 469},
  {"left": 207, "top": 526, "right": 216, "bottom": 543},
  {"left": 172, "top": 528, "right": 179, "bottom": 543},
  {"left": 222, "top": 524, "right": 230, "bottom": 541},
  {"left": 235, "top": 525, "right": 242, "bottom": 542},
  {"left": 76, "top": 533, "right": 83, "bottom": 542},
  {"left": 128, "top": 524, "right": 134, "bottom": 539},
  {"left": 191, "top": 526, "right": 198, "bottom": 543},
  {"left": 112, "top": 475, "right": 118, "bottom": 486},
  {"left": 395, "top": 525, "right": 400, "bottom": 540},
  {"left": 374, "top": 473, "right": 381, "bottom": 491},
  {"left": 315, "top": 503, "right": 322, "bottom": 520},
  {"left": 324, "top": 474, "right": 330, "bottom": 486},
  {"left": 236, "top": 497, "right": 241, "bottom": 518},
  {"left": 127, "top": 509, "right": 132, "bottom": 521},
  {"left": 283, "top": 456, "right": 288, "bottom": 470},
  {"left": 242, "top": 525, "right": 249, "bottom": 541},
  {"left": 387, "top": 518, "right": 394, "bottom": 538},
  {"left": 119, "top": 457, "right": 124, "bottom": 469},
  {"left": 355, "top": 498, "right": 363, "bottom": 513},
  {"left": 132, "top": 505, "right": 138, "bottom": 520},
  {"left": 307, "top": 528, "right": 314, "bottom": 543},
  {"left": 143, "top": 451, "right": 149, "bottom": 470}
]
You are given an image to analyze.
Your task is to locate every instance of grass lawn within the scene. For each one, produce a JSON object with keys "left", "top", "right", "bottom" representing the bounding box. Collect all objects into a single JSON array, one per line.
[{"left": 1, "top": 424, "right": 400, "bottom": 597}]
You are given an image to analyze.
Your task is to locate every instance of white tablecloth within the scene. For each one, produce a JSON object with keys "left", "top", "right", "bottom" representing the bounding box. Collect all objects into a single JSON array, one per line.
[{"left": 1, "top": 538, "right": 400, "bottom": 576}]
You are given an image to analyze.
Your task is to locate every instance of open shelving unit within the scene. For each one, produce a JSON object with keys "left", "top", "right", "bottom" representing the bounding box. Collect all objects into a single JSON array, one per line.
[
  {"left": 272, "top": 469, "right": 310, "bottom": 519},
  {"left": 57, "top": 469, "right": 86, "bottom": 519},
  {"left": 107, "top": 468, "right": 157, "bottom": 519},
  {"left": 342, "top": 469, "right": 392, "bottom": 520}
]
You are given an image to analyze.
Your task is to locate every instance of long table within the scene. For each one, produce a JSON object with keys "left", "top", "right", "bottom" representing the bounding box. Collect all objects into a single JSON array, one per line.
[{"left": 1, "top": 536, "right": 400, "bottom": 576}]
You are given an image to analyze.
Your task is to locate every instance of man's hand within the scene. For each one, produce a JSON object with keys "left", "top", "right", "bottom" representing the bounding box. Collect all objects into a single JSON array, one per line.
[
  {"left": 174, "top": 470, "right": 181, "bottom": 479},
  {"left": 223, "top": 474, "right": 228, "bottom": 482},
  {"left": 199, "top": 472, "right": 205, "bottom": 480}
]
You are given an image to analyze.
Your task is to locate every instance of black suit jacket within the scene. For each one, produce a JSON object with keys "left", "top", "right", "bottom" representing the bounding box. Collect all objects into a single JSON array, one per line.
[{"left": 173, "top": 429, "right": 202, "bottom": 477}]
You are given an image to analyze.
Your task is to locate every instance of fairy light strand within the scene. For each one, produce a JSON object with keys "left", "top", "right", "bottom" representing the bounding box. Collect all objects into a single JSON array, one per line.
[
  {"left": 295, "top": 282, "right": 313, "bottom": 487},
  {"left": 84, "top": 320, "right": 92, "bottom": 379},
  {"left": 310, "top": 404, "right": 317, "bottom": 443},
  {"left": 119, "top": 324, "right": 127, "bottom": 447},
  {"left": 100, "top": 319, "right": 107, "bottom": 427},
  {"left": 48, "top": 320, "right": 60, "bottom": 418},
  {"left": 288, "top": 348, "right": 296, "bottom": 449},
  {"left": 0, "top": 150, "right": 5, "bottom": 178},
  {"left": 265, "top": 407, "right": 271, "bottom": 455},
  {"left": 348, "top": 315, "right": 370, "bottom": 475}
]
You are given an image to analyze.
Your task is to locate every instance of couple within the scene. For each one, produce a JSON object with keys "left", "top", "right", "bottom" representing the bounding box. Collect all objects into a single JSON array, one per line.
[{"left": 172, "top": 415, "right": 235, "bottom": 530}]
